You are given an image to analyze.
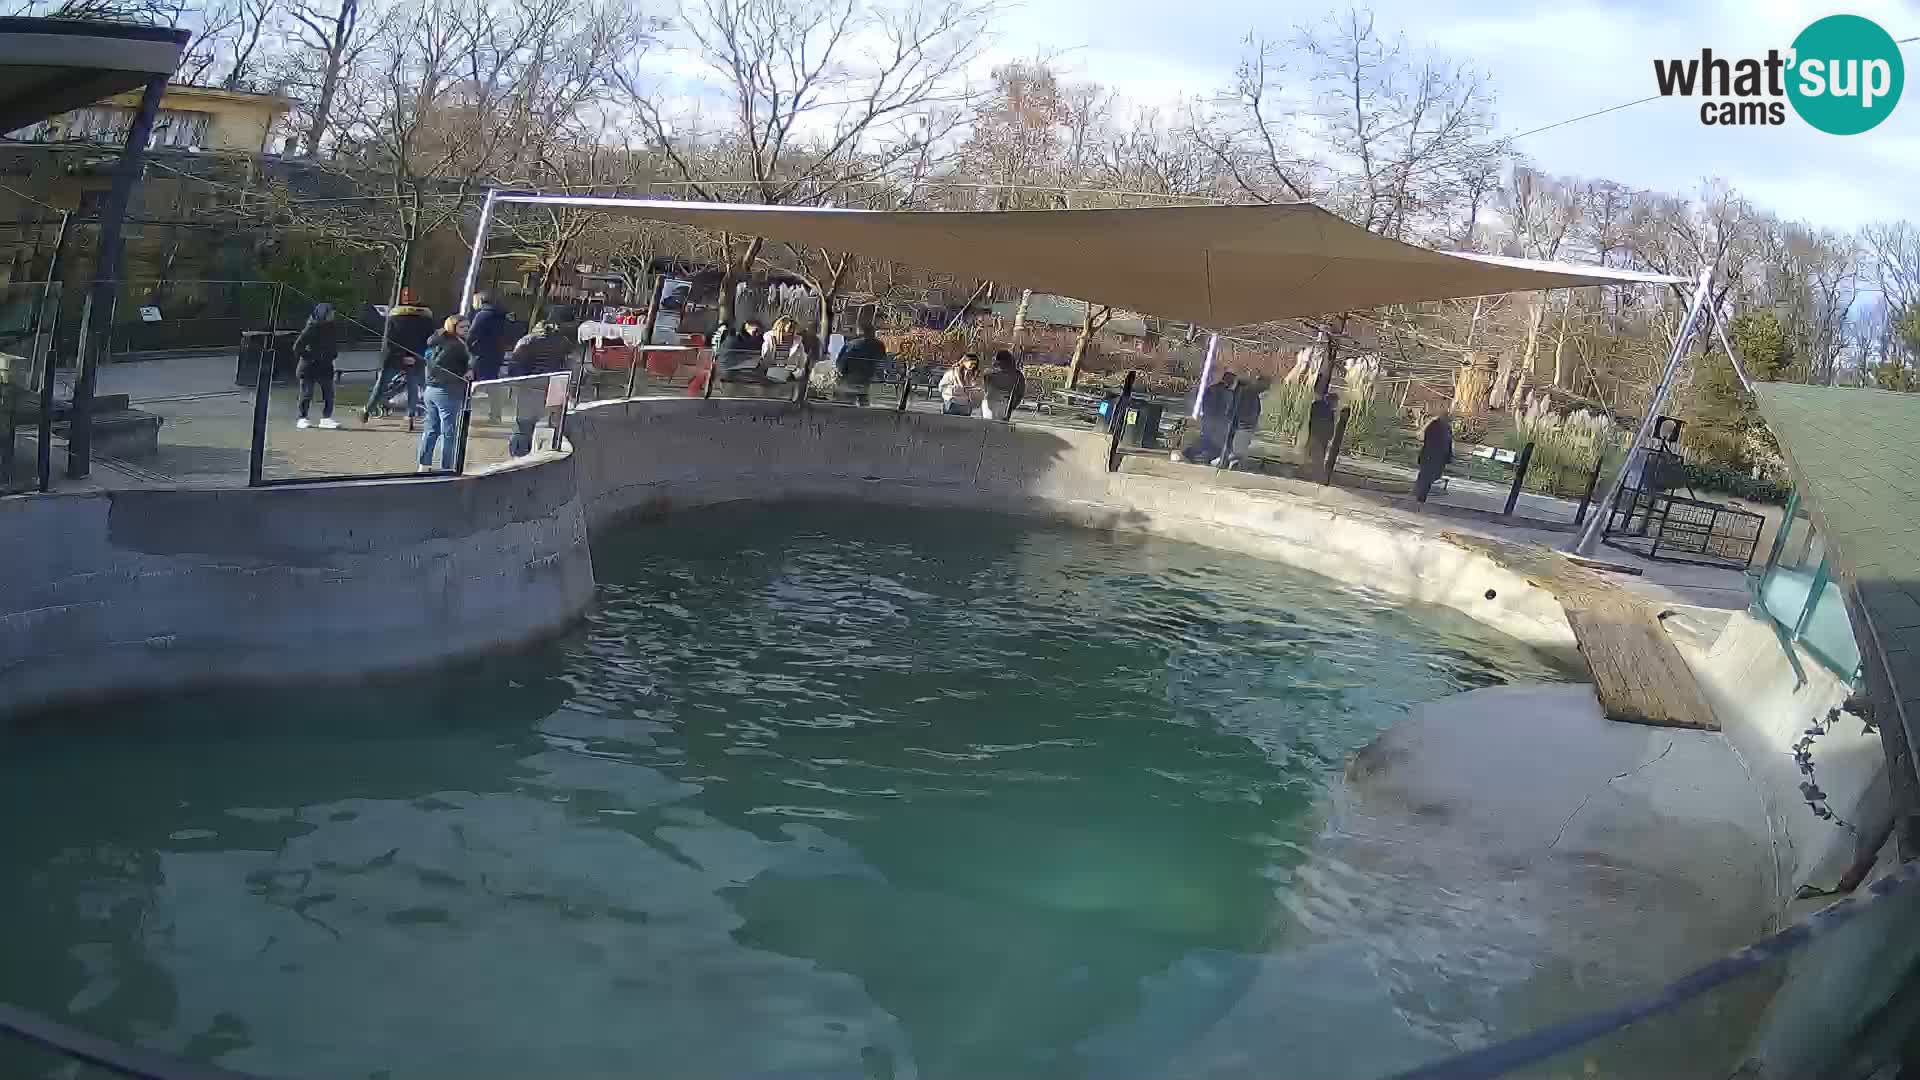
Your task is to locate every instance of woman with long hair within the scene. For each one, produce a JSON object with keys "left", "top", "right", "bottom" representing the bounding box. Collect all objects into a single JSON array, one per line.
[
  {"left": 939, "top": 353, "right": 984, "bottom": 415},
  {"left": 416, "top": 316, "right": 470, "bottom": 472}
]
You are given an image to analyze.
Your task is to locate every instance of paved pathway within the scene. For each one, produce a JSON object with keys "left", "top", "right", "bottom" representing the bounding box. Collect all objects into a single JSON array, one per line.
[{"left": 48, "top": 352, "right": 1754, "bottom": 611}]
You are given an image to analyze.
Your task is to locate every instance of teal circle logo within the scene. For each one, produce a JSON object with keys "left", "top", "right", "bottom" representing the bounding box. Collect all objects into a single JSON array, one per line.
[{"left": 1787, "top": 14, "right": 1904, "bottom": 135}]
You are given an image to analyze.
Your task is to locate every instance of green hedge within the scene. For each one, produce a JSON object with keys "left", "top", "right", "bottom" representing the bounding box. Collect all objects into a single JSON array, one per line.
[{"left": 1683, "top": 462, "right": 1791, "bottom": 504}]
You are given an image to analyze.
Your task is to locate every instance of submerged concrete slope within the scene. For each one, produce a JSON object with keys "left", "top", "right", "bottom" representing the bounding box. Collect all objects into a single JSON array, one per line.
[{"left": 0, "top": 453, "right": 593, "bottom": 715}]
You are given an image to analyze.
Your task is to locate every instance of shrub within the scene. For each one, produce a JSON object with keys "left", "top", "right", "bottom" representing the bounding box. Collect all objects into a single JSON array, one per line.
[{"left": 1683, "top": 462, "right": 1791, "bottom": 504}]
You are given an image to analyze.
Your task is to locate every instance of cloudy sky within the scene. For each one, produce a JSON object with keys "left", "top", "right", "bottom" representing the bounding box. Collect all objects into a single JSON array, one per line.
[{"left": 986, "top": 0, "right": 1918, "bottom": 231}]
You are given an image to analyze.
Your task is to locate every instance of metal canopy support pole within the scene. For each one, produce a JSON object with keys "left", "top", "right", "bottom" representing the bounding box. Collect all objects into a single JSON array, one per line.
[
  {"left": 1706, "top": 300, "right": 1756, "bottom": 394},
  {"left": 34, "top": 210, "right": 72, "bottom": 493},
  {"left": 69, "top": 74, "right": 167, "bottom": 479},
  {"left": 1570, "top": 264, "right": 1715, "bottom": 557},
  {"left": 625, "top": 272, "right": 667, "bottom": 401},
  {"left": 1191, "top": 332, "right": 1218, "bottom": 418},
  {"left": 458, "top": 189, "right": 500, "bottom": 318}
]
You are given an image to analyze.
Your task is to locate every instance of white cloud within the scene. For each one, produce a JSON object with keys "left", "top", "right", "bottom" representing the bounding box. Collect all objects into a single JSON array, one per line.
[{"left": 981, "top": 0, "right": 1920, "bottom": 229}]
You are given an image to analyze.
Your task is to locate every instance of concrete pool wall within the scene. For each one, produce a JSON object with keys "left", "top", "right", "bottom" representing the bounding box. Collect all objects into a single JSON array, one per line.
[
  {"left": 567, "top": 397, "right": 1582, "bottom": 666},
  {"left": 0, "top": 455, "right": 593, "bottom": 716},
  {"left": 1, "top": 396, "right": 1578, "bottom": 714},
  {"left": 0, "top": 393, "right": 1904, "bottom": 1074}
]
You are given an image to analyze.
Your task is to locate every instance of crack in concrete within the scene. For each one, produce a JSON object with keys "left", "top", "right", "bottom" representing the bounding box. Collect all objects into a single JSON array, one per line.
[{"left": 1550, "top": 739, "right": 1678, "bottom": 851}]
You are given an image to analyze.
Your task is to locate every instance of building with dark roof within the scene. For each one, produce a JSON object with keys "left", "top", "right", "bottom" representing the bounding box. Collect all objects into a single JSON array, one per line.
[{"left": 1753, "top": 384, "right": 1920, "bottom": 856}]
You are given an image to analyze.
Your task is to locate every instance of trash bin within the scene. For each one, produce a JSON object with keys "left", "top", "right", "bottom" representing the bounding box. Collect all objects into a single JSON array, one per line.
[
  {"left": 235, "top": 330, "right": 299, "bottom": 386},
  {"left": 1130, "top": 400, "right": 1165, "bottom": 449}
]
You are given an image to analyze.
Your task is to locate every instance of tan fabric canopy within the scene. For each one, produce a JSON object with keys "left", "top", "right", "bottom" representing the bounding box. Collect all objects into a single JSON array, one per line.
[{"left": 493, "top": 195, "right": 1684, "bottom": 328}]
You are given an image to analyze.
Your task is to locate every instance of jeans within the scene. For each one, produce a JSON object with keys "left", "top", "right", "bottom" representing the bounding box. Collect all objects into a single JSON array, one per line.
[
  {"left": 417, "top": 385, "right": 464, "bottom": 469},
  {"left": 509, "top": 382, "right": 546, "bottom": 456},
  {"left": 298, "top": 372, "right": 334, "bottom": 419},
  {"left": 943, "top": 400, "right": 973, "bottom": 416}
]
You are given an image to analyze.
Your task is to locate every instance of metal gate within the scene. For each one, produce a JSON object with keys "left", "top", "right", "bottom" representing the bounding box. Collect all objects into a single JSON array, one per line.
[{"left": 1603, "top": 487, "right": 1765, "bottom": 570}]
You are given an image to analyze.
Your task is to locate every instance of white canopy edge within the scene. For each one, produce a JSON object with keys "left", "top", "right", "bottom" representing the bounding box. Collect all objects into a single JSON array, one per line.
[{"left": 485, "top": 193, "right": 1689, "bottom": 328}]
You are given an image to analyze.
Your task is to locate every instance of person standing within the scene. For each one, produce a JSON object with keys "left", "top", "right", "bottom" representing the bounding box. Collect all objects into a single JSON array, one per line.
[
  {"left": 417, "top": 316, "right": 470, "bottom": 472},
  {"left": 940, "top": 353, "right": 983, "bottom": 415},
  {"left": 467, "top": 290, "right": 511, "bottom": 421},
  {"left": 291, "top": 302, "right": 340, "bottom": 429},
  {"left": 370, "top": 290, "right": 433, "bottom": 423},
  {"left": 1414, "top": 414, "right": 1453, "bottom": 502},
  {"left": 835, "top": 319, "right": 886, "bottom": 405},
  {"left": 1225, "top": 376, "right": 1267, "bottom": 468},
  {"left": 981, "top": 350, "right": 1025, "bottom": 420},
  {"left": 1182, "top": 370, "right": 1237, "bottom": 461},
  {"left": 506, "top": 321, "right": 571, "bottom": 456},
  {"left": 1304, "top": 392, "right": 1338, "bottom": 467}
]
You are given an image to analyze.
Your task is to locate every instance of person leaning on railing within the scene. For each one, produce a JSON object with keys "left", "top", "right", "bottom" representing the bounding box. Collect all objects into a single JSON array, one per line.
[
  {"left": 417, "top": 316, "right": 469, "bottom": 473},
  {"left": 505, "top": 321, "right": 571, "bottom": 456},
  {"left": 940, "top": 353, "right": 983, "bottom": 415}
]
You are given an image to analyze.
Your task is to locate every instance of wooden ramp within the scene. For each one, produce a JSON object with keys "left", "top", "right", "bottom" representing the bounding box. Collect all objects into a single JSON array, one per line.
[
  {"left": 1561, "top": 594, "right": 1720, "bottom": 730},
  {"left": 1438, "top": 530, "right": 1722, "bottom": 731}
]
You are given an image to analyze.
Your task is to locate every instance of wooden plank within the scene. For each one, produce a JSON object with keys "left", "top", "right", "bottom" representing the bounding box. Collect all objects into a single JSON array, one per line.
[{"left": 1563, "top": 596, "right": 1720, "bottom": 730}]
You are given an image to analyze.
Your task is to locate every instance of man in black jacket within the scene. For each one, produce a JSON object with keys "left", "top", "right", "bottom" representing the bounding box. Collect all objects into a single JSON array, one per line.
[
  {"left": 506, "top": 321, "right": 572, "bottom": 455},
  {"left": 835, "top": 318, "right": 886, "bottom": 405},
  {"left": 367, "top": 290, "right": 434, "bottom": 423}
]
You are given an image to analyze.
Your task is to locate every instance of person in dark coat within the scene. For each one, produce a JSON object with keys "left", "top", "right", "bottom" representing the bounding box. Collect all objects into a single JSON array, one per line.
[
  {"left": 713, "top": 319, "right": 766, "bottom": 379},
  {"left": 417, "top": 316, "right": 471, "bottom": 472},
  {"left": 835, "top": 320, "right": 887, "bottom": 405},
  {"left": 466, "top": 290, "right": 512, "bottom": 420},
  {"left": 982, "top": 349, "right": 1025, "bottom": 419},
  {"left": 291, "top": 302, "right": 340, "bottom": 429},
  {"left": 506, "top": 321, "right": 572, "bottom": 456},
  {"left": 369, "top": 290, "right": 434, "bottom": 422},
  {"left": 1304, "top": 392, "right": 1338, "bottom": 467},
  {"left": 1182, "top": 370, "right": 1238, "bottom": 462},
  {"left": 1414, "top": 414, "right": 1454, "bottom": 502}
]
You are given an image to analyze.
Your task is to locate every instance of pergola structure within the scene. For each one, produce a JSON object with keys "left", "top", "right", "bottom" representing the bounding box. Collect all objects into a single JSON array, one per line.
[
  {"left": 0, "top": 17, "right": 189, "bottom": 486},
  {"left": 455, "top": 190, "right": 1750, "bottom": 558}
]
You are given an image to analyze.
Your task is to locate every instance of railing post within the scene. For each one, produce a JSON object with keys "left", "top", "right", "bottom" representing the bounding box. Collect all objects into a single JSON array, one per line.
[
  {"left": 1106, "top": 370, "right": 1136, "bottom": 473},
  {"left": 1504, "top": 442, "right": 1535, "bottom": 517},
  {"left": 32, "top": 212, "right": 71, "bottom": 493},
  {"left": 625, "top": 272, "right": 667, "bottom": 401},
  {"left": 1574, "top": 451, "right": 1607, "bottom": 526},
  {"left": 453, "top": 394, "right": 473, "bottom": 474},
  {"left": 1792, "top": 556, "right": 1831, "bottom": 641},
  {"left": 1215, "top": 385, "right": 1245, "bottom": 473},
  {"left": 246, "top": 283, "right": 283, "bottom": 486},
  {"left": 1320, "top": 406, "right": 1350, "bottom": 485}
]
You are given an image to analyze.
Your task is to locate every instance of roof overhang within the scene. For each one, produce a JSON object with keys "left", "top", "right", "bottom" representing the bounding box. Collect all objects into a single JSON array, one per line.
[
  {"left": 489, "top": 194, "right": 1687, "bottom": 328},
  {"left": 0, "top": 17, "right": 188, "bottom": 135}
]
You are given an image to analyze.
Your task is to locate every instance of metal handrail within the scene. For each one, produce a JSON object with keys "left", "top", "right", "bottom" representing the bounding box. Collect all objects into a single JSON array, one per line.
[{"left": 0, "top": 1003, "right": 269, "bottom": 1080}]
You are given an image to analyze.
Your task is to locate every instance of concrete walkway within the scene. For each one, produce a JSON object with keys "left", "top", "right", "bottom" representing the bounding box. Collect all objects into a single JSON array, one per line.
[
  {"left": 43, "top": 352, "right": 1754, "bottom": 615},
  {"left": 40, "top": 351, "right": 555, "bottom": 488}
]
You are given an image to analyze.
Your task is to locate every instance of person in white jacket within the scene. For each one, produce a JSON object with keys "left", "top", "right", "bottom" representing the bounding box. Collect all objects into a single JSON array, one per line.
[
  {"left": 939, "top": 354, "right": 983, "bottom": 415},
  {"left": 761, "top": 316, "right": 808, "bottom": 379}
]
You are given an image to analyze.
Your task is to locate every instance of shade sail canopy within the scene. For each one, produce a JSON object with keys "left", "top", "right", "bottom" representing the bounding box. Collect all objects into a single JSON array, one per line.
[
  {"left": 0, "top": 18, "right": 188, "bottom": 136},
  {"left": 493, "top": 195, "right": 1685, "bottom": 327}
]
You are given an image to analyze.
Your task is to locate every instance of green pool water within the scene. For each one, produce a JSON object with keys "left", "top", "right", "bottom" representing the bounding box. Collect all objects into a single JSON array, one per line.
[{"left": 0, "top": 503, "right": 1565, "bottom": 1080}]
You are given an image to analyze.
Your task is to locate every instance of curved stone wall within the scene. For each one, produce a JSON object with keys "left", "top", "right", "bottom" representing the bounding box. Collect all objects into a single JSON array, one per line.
[
  {"left": 0, "top": 396, "right": 1581, "bottom": 716},
  {"left": 566, "top": 397, "right": 1581, "bottom": 666},
  {"left": 0, "top": 454, "right": 594, "bottom": 716}
]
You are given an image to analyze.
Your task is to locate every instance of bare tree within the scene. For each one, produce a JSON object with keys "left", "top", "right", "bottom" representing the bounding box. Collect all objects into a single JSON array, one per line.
[
  {"left": 1065, "top": 300, "right": 1113, "bottom": 388},
  {"left": 286, "top": 0, "right": 369, "bottom": 156},
  {"left": 612, "top": 0, "right": 995, "bottom": 329}
]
